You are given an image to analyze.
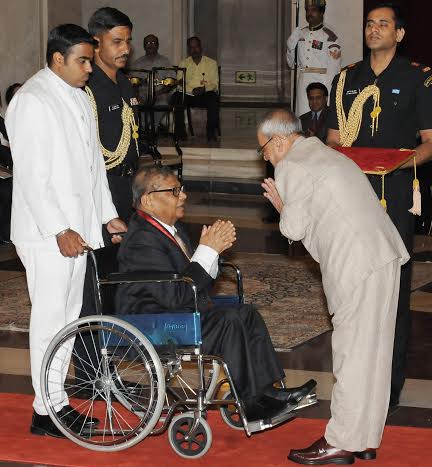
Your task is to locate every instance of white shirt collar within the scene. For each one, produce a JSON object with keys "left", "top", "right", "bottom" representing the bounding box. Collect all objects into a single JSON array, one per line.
[
  {"left": 45, "top": 66, "right": 79, "bottom": 97},
  {"left": 153, "top": 215, "right": 176, "bottom": 236}
]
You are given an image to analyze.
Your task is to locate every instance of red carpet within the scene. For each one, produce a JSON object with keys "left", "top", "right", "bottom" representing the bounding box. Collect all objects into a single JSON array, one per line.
[{"left": 0, "top": 393, "right": 430, "bottom": 466}]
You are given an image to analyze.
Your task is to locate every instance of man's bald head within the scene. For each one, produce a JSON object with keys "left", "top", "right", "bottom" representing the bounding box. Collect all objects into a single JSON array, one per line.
[
  {"left": 257, "top": 109, "right": 302, "bottom": 167},
  {"left": 258, "top": 109, "right": 302, "bottom": 139}
]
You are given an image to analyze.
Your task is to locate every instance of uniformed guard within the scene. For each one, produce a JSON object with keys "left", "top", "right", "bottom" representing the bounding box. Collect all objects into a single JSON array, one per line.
[
  {"left": 287, "top": 0, "right": 341, "bottom": 116},
  {"left": 327, "top": 2, "right": 432, "bottom": 427},
  {"left": 86, "top": 7, "right": 140, "bottom": 223},
  {"left": 72, "top": 8, "right": 139, "bottom": 391}
]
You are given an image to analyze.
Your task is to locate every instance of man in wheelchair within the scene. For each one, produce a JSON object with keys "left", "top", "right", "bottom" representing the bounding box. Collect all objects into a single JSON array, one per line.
[{"left": 115, "top": 166, "right": 316, "bottom": 421}]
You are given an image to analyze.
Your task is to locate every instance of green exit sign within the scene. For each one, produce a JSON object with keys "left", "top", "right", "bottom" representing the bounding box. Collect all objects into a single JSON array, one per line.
[{"left": 235, "top": 71, "right": 256, "bottom": 84}]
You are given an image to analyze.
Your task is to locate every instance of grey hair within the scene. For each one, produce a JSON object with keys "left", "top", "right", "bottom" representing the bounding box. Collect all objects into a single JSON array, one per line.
[
  {"left": 132, "top": 166, "right": 176, "bottom": 208},
  {"left": 258, "top": 109, "right": 302, "bottom": 138}
]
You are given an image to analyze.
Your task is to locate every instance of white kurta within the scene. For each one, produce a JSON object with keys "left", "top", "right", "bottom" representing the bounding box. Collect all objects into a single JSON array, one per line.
[
  {"left": 6, "top": 67, "right": 118, "bottom": 414},
  {"left": 287, "top": 25, "right": 341, "bottom": 116},
  {"left": 276, "top": 136, "right": 409, "bottom": 451}
]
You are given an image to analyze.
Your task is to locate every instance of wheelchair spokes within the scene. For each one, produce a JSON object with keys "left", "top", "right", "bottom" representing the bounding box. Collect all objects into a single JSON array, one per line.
[{"left": 41, "top": 316, "right": 165, "bottom": 451}]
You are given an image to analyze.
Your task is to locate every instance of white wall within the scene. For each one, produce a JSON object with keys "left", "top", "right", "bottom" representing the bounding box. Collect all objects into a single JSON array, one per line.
[
  {"left": 298, "top": 0, "right": 363, "bottom": 67},
  {"left": 0, "top": 0, "right": 42, "bottom": 112},
  {"left": 0, "top": 0, "right": 363, "bottom": 111}
]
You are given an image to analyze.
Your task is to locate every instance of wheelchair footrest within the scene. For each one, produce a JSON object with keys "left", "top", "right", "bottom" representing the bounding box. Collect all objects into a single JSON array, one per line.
[
  {"left": 294, "top": 392, "right": 318, "bottom": 411},
  {"left": 247, "top": 406, "right": 297, "bottom": 434}
]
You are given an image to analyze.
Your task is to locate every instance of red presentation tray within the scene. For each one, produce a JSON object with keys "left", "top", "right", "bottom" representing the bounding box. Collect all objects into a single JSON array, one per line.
[{"left": 335, "top": 147, "right": 415, "bottom": 175}]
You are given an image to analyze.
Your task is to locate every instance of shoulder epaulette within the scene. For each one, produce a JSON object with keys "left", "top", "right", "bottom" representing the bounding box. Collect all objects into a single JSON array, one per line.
[
  {"left": 323, "top": 27, "right": 338, "bottom": 42},
  {"left": 342, "top": 62, "right": 359, "bottom": 72},
  {"left": 410, "top": 61, "right": 432, "bottom": 73}
]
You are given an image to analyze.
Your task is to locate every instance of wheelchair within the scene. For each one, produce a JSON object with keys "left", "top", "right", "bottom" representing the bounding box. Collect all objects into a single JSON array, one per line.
[{"left": 40, "top": 245, "right": 317, "bottom": 458}]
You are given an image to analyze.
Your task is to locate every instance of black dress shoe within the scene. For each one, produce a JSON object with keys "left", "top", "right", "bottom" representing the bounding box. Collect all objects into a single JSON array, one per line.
[
  {"left": 244, "top": 394, "right": 293, "bottom": 422},
  {"left": 354, "top": 449, "right": 377, "bottom": 460},
  {"left": 60, "top": 405, "right": 99, "bottom": 428},
  {"left": 288, "top": 436, "right": 355, "bottom": 465},
  {"left": 263, "top": 379, "right": 317, "bottom": 404},
  {"left": 30, "top": 411, "right": 66, "bottom": 438}
]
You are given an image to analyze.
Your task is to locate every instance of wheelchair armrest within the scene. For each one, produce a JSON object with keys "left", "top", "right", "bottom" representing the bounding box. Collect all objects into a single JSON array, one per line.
[
  {"left": 97, "top": 272, "right": 200, "bottom": 314},
  {"left": 219, "top": 257, "right": 239, "bottom": 270},
  {"left": 102, "top": 272, "right": 200, "bottom": 313},
  {"left": 218, "top": 258, "right": 244, "bottom": 304},
  {"left": 106, "top": 271, "right": 184, "bottom": 283}
]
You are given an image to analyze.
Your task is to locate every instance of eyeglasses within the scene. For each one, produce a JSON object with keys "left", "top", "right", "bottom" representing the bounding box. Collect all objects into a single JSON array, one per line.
[
  {"left": 145, "top": 40, "right": 158, "bottom": 45},
  {"left": 256, "top": 137, "right": 273, "bottom": 157},
  {"left": 148, "top": 185, "right": 185, "bottom": 197}
]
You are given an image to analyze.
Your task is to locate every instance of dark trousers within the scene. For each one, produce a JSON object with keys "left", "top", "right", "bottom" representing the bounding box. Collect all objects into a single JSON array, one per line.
[
  {"left": 201, "top": 304, "right": 284, "bottom": 399},
  {"left": 75, "top": 296, "right": 284, "bottom": 400},
  {"left": 172, "top": 91, "right": 219, "bottom": 139},
  {"left": 0, "top": 178, "right": 12, "bottom": 241},
  {"left": 368, "top": 171, "right": 415, "bottom": 402}
]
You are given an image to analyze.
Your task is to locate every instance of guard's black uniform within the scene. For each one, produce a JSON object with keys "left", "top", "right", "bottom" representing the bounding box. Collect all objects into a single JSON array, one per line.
[
  {"left": 86, "top": 64, "right": 140, "bottom": 223},
  {"left": 328, "top": 54, "right": 432, "bottom": 404}
]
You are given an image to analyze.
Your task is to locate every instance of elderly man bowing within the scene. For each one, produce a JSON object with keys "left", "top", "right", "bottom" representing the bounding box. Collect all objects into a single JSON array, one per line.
[
  {"left": 259, "top": 110, "right": 409, "bottom": 465},
  {"left": 6, "top": 24, "right": 126, "bottom": 438}
]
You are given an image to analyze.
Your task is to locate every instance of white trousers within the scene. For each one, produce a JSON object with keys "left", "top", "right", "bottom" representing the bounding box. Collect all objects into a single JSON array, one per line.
[
  {"left": 325, "top": 259, "right": 401, "bottom": 451},
  {"left": 16, "top": 244, "right": 87, "bottom": 415}
]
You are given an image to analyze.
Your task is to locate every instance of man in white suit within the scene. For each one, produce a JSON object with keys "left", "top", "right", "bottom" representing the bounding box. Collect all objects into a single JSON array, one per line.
[
  {"left": 259, "top": 110, "right": 409, "bottom": 465},
  {"left": 6, "top": 24, "right": 126, "bottom": 438},
  {"left": 286, "top": 0, "right": 341, "bottom": 116}
]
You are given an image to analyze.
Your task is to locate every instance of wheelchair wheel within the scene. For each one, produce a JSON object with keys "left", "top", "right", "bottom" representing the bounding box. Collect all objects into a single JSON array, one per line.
[
  {"left": 163, "top": 358, "right": 220, "bottom": 409},
  {"left": 168, "top": 411, "right": 212, "bottom": 458},
  {"left": 219, "top": 391, "right": 244, "bottom": 430},
  {"left": 41, "top": 315, "right": 165, "bottom": 451}
]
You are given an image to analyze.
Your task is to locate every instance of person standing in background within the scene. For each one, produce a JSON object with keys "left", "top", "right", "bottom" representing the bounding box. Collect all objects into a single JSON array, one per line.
[{"left": 287, "top": 0, "right": 341, "bottom": 116}]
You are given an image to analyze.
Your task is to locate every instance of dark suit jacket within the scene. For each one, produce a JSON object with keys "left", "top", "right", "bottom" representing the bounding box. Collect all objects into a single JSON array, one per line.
[
  {"left": 116, "top": 212, "right": 213, "bottom": 314},
  {"left": 300, "top": 107, "right": 329, "bottom": 143}
]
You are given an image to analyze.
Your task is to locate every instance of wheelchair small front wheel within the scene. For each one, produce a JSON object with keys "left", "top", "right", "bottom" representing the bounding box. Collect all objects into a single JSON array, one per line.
[
  {"left": 219, "top": 391, "right": 244, "bottom": 430},
  {"left": 168, "top": 411, "right": 212, "bottom": 458}
]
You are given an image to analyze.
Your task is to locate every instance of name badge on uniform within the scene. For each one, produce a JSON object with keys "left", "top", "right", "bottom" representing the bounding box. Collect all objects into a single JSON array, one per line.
[
  {"left": 312, "top": 40, "right": 323, "bottom": 50},
  {"left": 346, "top": 89, "right": 359, "bottom": 95},
  {"left": 130, "top": 97, "right": 139, "bottom": 106},
  {"left": 392, "top": 89, "right": 400, "bottom": 94},
  {"left": 108, "top": 104, "right": 120, "bottom": 112}
]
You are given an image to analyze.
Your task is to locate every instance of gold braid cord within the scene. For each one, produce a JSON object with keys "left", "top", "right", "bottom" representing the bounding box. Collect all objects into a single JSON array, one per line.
[
  {"left": 336, "top": 69, "right": 381, "bottom": 147},
  {"left": 85, "top": 86, "right": 139, "bottom": 170}
]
